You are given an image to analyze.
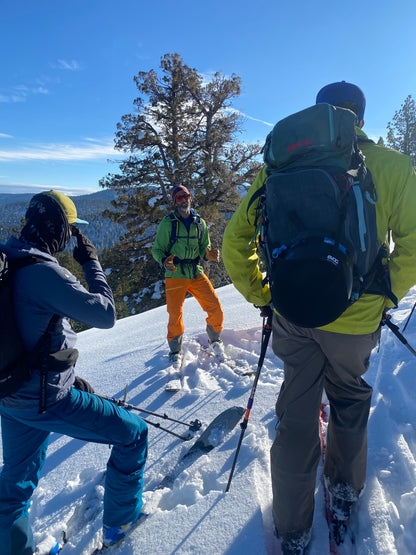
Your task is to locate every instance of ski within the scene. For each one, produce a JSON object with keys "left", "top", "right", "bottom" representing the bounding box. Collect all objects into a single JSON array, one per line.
[
  {"left": 35, "top": 472, "right": 106, "bottom": 554},
  {"left": 165, "top": 353, "right": 184, "bottom": 392},
  {"left": 319, "top": 403, "right": 357, "bottom": 554},
  {"left": 91, "top": 514, "right": 148, "bottom": 553},
  {"left": 90, "top": 406, "right": 245, "bottom": 551},
  {"left": 157, "top": 405, "right": 245, "bottom": 489},
  {"left": 199, "top": 344, "right": 255, "bottom": 376}
]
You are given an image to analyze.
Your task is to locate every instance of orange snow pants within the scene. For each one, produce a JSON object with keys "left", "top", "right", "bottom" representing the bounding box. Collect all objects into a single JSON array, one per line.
[{"left": 165, "top": 274, "right": 223, "bottom": 342}]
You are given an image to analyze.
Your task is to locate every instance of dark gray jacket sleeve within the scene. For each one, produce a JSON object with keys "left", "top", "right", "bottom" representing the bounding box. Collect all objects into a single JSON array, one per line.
[{"left": 15, "top": 259, "right": 116, "bottom": 351}]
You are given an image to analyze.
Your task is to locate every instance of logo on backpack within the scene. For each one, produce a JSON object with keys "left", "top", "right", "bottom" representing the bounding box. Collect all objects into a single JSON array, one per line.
[{"left": 257, "top": 103, "right": 383, "bottom": 328}]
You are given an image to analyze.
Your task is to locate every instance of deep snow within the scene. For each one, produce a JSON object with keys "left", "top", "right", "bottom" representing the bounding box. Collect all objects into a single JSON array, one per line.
[{"left": 1, "top": 284, "right": 416, "bottom": 554}]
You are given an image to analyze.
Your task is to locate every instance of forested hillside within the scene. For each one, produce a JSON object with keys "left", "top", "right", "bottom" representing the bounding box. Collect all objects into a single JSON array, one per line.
[{"left": 0, "top": 189, "right": 125, "bottom": 252}]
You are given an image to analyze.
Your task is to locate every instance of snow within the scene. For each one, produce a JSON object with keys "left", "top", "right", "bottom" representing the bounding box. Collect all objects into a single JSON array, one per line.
[{"left": 2, "top": 284, "right": 416, "bottom": 554}]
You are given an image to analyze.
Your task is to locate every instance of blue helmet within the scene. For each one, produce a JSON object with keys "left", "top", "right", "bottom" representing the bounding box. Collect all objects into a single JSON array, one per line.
[{"left": 316, "top": 81, "right": 366, "bottom": 121}]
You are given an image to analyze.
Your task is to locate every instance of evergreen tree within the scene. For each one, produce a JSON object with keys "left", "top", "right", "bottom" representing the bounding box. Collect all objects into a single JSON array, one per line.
[
  {"left": 386, "top": 95, "right": 416, "bottom": 165},
  {"left": 100, "top": 53, "right": 262, "bottom": 313}
]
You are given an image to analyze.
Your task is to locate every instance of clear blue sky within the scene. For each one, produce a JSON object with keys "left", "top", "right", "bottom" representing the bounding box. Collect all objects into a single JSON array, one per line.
[{"left": 1, "top": 0, "right": 415, "bottom": 196}]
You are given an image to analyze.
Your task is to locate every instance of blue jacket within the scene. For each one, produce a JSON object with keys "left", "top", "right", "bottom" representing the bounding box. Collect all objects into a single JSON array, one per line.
[{"left": 0, "top": 236, "right": 116, "bottom": 409}]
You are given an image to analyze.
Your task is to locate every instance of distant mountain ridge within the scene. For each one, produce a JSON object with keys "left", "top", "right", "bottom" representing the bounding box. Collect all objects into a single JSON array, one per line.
[{"left": 0, "top": 189, "right": 125, "bottom": 251}]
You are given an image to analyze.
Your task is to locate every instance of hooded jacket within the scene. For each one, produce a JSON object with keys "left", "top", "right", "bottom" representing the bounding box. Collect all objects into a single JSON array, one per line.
[
  {"left": 0, "top": 236, "right": 116, "bottom": 409},
  {"left": 222, "top": 129, "right": 416, "bottom": 334},
  {"left": 152, "top": 209, "right": 210, "bottom": 279}
]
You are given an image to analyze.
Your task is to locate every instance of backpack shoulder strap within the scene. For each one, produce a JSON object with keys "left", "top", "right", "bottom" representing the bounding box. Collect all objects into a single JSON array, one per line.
[
  {"left": 246, "top": 184, "right": 265, "bottom": 226},
  {"left": 192, "top": 213, "right": 204, "bottom": 244},
  {"left": 357, "top": 135, "right": 375, "bottom": 145},
  {"left": 167, "top": 213, "right": 179, "bottom": 254},
  {"left": 11, "top": 255, "right": 45, "bottom": 271}
]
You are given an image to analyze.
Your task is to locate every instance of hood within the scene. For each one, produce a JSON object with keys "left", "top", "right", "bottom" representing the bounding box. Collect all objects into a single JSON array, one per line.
[
  {"left": 1, "top": 236, "right": 58, "bottom": 263},
  {"left": 19, "top": 192, "right": 71, "bottom": 255}
]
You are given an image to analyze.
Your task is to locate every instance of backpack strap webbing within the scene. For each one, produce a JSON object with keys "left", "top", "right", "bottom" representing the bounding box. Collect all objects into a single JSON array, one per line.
[
  {"left": 246, "top": 184, "right": 265, "bottom": 226},
  {"left": 38, "top": 314, "right": 61, "bottom": 414},
  {"left": 357, "top": 136, "right": 376, "bottom": 145},
  {"left": 245, "top": 184, "right": 266, "bottom": 249},
  {"left": 167, "top": 213, "right": 179, "bottom": 255}
]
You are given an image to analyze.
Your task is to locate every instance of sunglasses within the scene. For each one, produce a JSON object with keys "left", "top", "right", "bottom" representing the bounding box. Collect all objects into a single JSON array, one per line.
[{"left": 175, "top": 193, "right": 191, "bottom": 201}]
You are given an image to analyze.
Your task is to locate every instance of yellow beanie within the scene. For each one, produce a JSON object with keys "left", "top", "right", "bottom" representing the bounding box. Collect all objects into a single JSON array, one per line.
[{"left": 43, "top": 190, "right": 88, "bottom": 224}]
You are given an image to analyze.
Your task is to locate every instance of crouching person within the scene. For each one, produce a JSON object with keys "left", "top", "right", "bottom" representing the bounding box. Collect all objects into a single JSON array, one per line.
[{"left": 0, "top": 190, "right": 147, "bottom": 554}]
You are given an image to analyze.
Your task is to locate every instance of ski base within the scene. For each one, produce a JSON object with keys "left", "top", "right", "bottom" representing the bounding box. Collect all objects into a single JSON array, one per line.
[{"left": 157, "top": 405, "right": 244, "bottom": 489}]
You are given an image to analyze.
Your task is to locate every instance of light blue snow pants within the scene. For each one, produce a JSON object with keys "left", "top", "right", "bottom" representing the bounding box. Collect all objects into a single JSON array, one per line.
[{"left": 0, "top": 388, "right": 148, "bottom": 555}]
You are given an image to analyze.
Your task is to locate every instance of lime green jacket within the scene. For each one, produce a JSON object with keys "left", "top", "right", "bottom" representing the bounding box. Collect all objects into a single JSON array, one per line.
[
  {"left": 152, "top": 209, "right": 210, "bottom": 279},
  {"left": 222, "top": 129, "right": 416, "bottom": 334}
]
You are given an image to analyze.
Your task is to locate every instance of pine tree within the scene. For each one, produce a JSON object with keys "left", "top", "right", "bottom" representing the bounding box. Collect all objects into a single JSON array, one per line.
[
  {"left": 386, "top": 95, "right": 416, "bottom": 165},
  {"left": 100, "top": 53, "right": 262, "bottom": 313}
]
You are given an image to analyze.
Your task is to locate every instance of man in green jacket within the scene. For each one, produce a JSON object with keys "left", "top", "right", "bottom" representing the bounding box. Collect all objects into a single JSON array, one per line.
[
  {"left": 222, "top": 82, "right": 416, "bottom": 554},
  {"left": 152, "top": 185, "right": 224, "bottom": 362}
]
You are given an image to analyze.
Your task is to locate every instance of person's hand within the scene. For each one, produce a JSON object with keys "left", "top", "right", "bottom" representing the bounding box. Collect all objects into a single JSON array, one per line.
[
  {"left": 163, "top": 254, "right": 177, "bottom": 272},
  {"left": 254, "top": 304, "right": 273, "bottom": 318},
  {"left": 73, "top": 375, "right": 95, "bottom": 393},
  {"left": 72, "top": 225, "right": 98, "bottom": 265},
  {"left": 205, "top": 247, "right": 220, "bottom": 262}
]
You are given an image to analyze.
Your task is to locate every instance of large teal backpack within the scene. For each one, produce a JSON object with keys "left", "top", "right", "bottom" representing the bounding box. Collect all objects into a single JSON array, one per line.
[{"left": 255, "top": 103, "right": 396, "bottom": 328}]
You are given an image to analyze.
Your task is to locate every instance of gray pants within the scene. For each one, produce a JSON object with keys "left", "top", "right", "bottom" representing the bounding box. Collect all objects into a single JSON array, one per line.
[{"left": 271, "top": 314, "right": 380, "bottom": 539}]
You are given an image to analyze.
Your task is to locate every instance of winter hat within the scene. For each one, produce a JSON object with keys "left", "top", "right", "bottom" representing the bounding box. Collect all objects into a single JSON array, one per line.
[
  {"left": 20, "top": 192, "right": 72, "bottom": 255},
  {"left": 171, "top": 184, "right": 190, "bottom": 202},
  {"left": 43, "top": 190, "right": 89, "bottom": 224},
  {"left": 316, "top": 81, "right": 366, "bottom": 121}
]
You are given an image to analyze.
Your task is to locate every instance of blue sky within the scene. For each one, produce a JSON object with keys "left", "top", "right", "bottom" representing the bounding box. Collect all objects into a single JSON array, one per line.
[{"left": 1, "top": 0, "right": 415, "bottom": 196}]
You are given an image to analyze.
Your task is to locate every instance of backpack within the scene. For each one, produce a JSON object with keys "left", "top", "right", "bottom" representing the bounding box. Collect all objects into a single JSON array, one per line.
[
  {"left": 165, "top": 212, "right": 205, "bottom": 278},
  {"left": 0, "top": 249, "right": 58, "bottom": 399},
  {"left": 254, "top": 103, "right": 393, "bottom": 328},
  {"left": 167, "top": 212, "right": 204, "bottom": 254}
]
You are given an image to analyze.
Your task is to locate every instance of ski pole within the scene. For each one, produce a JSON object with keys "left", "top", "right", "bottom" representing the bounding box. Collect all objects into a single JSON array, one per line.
[
  {"left": 95, "top": 393, "right": 202, "bottom": 432},
  {"left": 226, "top": 313, "right": 273, "bottom": 492},
  {"left": 141, "top": 417, "right": 193, "bottom": 440},
  {"left": 381, "top": 313, "right": 416, "bottom": 357},
  {"left": 402, "top": 302, "right": 416, "bottom": 333}
]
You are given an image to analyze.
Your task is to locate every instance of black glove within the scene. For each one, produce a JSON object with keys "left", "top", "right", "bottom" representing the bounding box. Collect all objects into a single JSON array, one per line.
[
  {"left": 254, "top": 304, "right": 273, "bottom": 318},
  {"left": 73, "top": 375, "right": 95, "bottom": 393},
  {"left": 72, "top": 225, "right": 98, "bottom": 265}
]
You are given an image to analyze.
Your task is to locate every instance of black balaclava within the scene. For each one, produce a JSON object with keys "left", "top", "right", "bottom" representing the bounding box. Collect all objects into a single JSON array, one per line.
[{"left": 20, "top": 193, "right": 71, "bottom": 255}]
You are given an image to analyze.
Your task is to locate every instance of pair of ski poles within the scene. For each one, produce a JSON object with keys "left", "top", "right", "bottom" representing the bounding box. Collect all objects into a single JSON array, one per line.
[{"left": 95, "top": 390, "right": 202, "bottom": 441}]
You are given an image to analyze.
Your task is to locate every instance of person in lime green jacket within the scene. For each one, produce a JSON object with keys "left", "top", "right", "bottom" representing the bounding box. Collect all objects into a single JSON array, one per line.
[
  {"left": 222, "top": 82, "right": 416, "bottom": 554},
  {"left": 152, "top": 185, "right": 224, "bottom": 361}
]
